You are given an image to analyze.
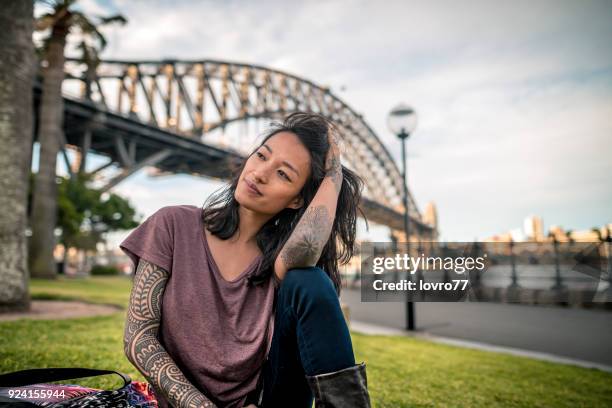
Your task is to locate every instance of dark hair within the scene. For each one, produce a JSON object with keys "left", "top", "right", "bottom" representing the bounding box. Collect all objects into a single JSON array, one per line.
[{"left": 201, "top": 112, "right": 365, "bottom": 294}]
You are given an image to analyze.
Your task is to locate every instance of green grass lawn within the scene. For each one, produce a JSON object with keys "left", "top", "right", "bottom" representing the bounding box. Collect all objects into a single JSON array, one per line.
[{"left": 1, "top": 276, "right": 611, "bottom": 407}]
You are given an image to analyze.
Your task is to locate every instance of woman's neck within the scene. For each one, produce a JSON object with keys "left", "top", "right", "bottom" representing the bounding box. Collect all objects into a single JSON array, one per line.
[{"left": 231, "top": 206, "right": 271, "bottom": 245}]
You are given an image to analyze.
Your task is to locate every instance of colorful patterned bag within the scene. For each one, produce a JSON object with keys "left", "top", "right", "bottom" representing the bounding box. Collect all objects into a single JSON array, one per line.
[{"left": 0, "top": 368, "right": 158, "bottom": 407}]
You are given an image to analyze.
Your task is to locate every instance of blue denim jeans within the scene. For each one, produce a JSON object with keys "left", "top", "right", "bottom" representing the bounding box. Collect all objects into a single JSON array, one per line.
[{"left": 246, "top": 267, "right": 356, "bottom": 408}]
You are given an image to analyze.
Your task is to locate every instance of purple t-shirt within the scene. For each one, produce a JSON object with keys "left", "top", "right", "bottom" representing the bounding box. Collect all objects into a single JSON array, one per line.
[{"left": 120, "top": 205, "right": 276, "bottom": 408}]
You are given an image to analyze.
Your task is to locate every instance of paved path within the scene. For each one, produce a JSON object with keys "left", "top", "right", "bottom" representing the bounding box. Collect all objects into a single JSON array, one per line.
[
  {"left": 341, "top": 287, "right": 612, "bottom": 367},
  {"left": 0, "top": 301, "right": 122, "bottom": 321}
]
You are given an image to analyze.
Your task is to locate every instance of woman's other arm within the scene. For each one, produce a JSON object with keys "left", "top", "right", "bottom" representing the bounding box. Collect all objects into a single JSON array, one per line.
[
  {"left": 274, "top": 124, "right": 343, "bottom": 281},
  {"left": 124, "top": 259, "right": 217, "bottom": 408}
]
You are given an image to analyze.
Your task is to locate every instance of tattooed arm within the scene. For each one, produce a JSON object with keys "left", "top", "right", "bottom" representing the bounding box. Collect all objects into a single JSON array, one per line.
[
  {"left": 124, "top": 259, "right": 217, "bottom": 408},
  {"left": 274, "top": 122, "right": 343, "bottom": 281}
]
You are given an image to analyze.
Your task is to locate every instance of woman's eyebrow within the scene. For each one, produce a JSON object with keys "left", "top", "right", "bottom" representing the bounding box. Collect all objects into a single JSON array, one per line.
[{"left": 262, "top": 144, "right": 300, "bottom": 176}]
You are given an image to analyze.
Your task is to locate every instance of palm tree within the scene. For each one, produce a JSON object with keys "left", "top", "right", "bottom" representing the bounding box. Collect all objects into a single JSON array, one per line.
[
  {"left": 0, "top": 0, "right": 35, "bottom": 311},
  {"left": 591, "top": 227, "right": 603, "bottom": 242},
  {"left": 29, "top": 0, "right": 126, "bottom": 278}
]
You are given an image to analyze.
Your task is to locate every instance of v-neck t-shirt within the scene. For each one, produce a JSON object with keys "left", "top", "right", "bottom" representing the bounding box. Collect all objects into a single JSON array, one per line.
[{"left": 119, "top": 205, "right": 277, "bottom": 408}]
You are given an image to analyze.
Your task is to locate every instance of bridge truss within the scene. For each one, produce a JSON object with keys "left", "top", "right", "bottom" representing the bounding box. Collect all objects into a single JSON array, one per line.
[{"left": 53, "top": 58, "right": 434, "bottom": 235}]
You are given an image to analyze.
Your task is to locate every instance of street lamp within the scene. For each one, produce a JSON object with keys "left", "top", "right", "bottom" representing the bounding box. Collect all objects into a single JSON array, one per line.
[{"left": 388, "top": 103, "right": 418, "bottom": 331}]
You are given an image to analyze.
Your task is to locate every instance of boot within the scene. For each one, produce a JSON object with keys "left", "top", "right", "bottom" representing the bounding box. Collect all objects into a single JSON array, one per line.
[{"left": 305, "top": 362, "right": 371, "bottom": 408}]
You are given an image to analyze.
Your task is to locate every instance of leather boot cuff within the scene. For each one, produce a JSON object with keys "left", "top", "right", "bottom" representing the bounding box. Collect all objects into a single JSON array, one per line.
[{"left": 305, "top": 362, "right": 371, "bottom": 408}]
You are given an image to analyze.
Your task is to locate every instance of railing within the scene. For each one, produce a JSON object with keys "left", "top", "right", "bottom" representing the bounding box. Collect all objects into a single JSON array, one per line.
[{"left": 344, "top": 240, "right": 612, "bottom": 305}]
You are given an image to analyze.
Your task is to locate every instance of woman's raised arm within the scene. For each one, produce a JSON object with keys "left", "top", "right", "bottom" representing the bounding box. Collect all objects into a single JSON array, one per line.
[
  {"left": 274, "top": 123, "right": 343, "bottom": 281},
  {"left": 124, "top": 259, "right": 217, "bottom": 408}
]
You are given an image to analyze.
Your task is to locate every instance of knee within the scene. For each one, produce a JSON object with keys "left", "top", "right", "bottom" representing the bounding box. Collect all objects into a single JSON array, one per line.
[{"left": 280, "top": 267, "right": 338, "bottom": 304}]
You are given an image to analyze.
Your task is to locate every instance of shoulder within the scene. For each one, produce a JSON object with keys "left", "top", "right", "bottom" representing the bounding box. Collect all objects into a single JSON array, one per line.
[
  {"left": 153, "top": 205, "right": 201, "bottom": 221},
  {"left": 145, "top": 205, "right": 202, "bottom": 234}
]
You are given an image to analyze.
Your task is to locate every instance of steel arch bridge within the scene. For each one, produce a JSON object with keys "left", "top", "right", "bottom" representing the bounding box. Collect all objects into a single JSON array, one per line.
[{"left": 56, "top": 58, "right": 434, "bottom": 236}]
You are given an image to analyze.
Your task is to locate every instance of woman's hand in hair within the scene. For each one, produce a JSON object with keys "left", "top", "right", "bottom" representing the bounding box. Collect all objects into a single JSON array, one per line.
[{"left": 324, "top": 122, "right": 343, "bottom": 193}]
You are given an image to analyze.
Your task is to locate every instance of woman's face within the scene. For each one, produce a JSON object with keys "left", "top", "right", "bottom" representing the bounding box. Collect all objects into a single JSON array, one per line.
[{"left": 235, "top": 131, "right": 312, "bottom": 216}]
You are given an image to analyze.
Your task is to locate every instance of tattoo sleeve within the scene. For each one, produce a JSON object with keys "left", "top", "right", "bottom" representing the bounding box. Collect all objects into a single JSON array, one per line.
[
  {"left": 280, "top": 205, "right": 331, "bottom": 268},
  {"left": 277, "top": 180, "right": 339, "bottom": 279},
  {"left": 124, "top": 259, "right": 217, "bottom": 408},
  {"left": 324, "top": 126, "right": 343, "bottom": 194},
  {"left": 326, "top": 155, "right": 343, "bottom": 194}
]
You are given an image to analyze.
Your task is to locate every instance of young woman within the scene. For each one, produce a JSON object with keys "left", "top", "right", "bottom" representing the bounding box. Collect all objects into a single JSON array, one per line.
[{"left": 120, "top": 112, "right": 371, "bottom": 408}]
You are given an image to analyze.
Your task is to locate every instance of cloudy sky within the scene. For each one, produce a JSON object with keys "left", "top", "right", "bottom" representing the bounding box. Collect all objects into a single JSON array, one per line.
[{"left": 38, "top": 0, "right": 612, "bottom": 245}]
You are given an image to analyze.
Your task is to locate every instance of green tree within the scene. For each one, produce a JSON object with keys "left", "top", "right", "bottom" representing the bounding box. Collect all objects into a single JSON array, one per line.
[
  {"left": 29, "top": 0, "right": 126, "bottom": 278},
  {"left": 0, "top": 0, "right": 35, "bottom": 312},
  {"left": 56, "top": 173, "right": 138, "bottom": 274}
]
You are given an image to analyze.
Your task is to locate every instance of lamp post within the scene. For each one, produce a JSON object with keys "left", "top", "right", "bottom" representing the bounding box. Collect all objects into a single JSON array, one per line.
[{"left": 388, "top": 103, "right": 418, "bottom": 331}]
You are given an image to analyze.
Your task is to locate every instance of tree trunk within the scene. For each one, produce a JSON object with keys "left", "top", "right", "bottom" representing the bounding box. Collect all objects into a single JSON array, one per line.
[
  {"left": 29, "top": 20, "right": 68, "bottom": 279},
  {"left": 0, "top": 0, "right": 34, "bottom": 312}
]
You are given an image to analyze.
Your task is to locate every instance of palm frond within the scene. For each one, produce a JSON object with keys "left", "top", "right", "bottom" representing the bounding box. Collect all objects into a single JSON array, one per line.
[
  {"left": 70, "top": 11, "right": 96, "bottom": 33},
  {"left": 37, "top": 1, "right": 127, "bottom": 57},
  {"left": 71, "top": 11, "right": 108, "bottom": 51},
  {"left": 99, "top": 14, "right": 127, "bottom": 26},
  {"left": 34, "top": 13, "right": 56, "bottom": 31}
]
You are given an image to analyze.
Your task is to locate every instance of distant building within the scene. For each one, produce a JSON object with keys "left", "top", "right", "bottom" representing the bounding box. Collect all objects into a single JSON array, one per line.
[
  {"left": 422, "top": 201, "right": 439, "bottom": 240},
  {"left": 388, "top": 201, "right": 438, "bottom": 243},
  {"left": 570, "top": 225, "right": 612, "bottom": 242},
  {"left": 486, "top": 217, "right": 611, "bottom": 243},
  {"left": 524, "top": 215, "right": 545, "bottom": 242},
  {"left": 548, "top": 225, "right": 569, "bottom": 242},
  {"left": 486, "top": 232, "right": 514, "bottom": 242}
]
